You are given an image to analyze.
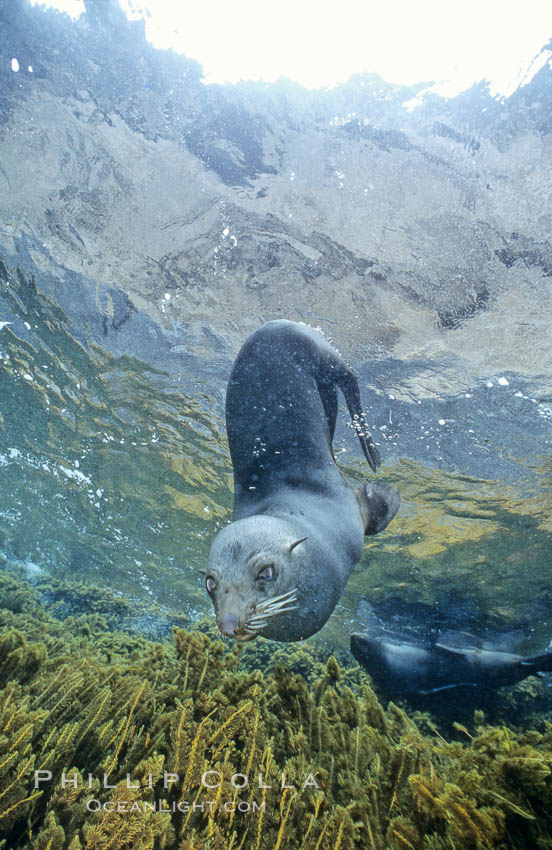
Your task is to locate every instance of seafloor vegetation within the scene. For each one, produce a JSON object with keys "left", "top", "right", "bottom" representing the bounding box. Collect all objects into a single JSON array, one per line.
[{"left": 1, "top": 569, "right": 552, "bottom": 850}]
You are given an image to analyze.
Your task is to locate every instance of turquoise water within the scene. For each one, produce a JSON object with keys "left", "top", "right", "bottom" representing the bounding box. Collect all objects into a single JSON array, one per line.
[
  {"left": 1, "top": 261, "right": 551, "bottom": 664},
  {"left": 0, "top": 265, "right": 229, "bottom": 619}
]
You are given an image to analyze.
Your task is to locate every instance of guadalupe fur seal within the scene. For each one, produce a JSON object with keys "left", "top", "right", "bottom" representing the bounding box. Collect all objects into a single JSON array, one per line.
[
  {"left": 205, "top": 320, "right": 400, "bottom": 642},
  {"left": 350, "top": 632, "right": 552, "bottom": 697}
]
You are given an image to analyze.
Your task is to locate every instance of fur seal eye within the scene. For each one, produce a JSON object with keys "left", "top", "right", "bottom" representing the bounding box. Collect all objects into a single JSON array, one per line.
[
  {"left": 257, "top": 565, "right": 274, "bottom": 581},
  {"left": 206, "top": 576, "right": 217, "bottom": 594}
]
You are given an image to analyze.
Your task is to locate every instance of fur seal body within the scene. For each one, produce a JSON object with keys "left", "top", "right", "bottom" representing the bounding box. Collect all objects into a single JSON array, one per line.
[
  {"left": 350, "top": 632, "right": 552, "bottom": 697},
  {"left": 206, "top": 320, "right": 399, "bottom": 642}
]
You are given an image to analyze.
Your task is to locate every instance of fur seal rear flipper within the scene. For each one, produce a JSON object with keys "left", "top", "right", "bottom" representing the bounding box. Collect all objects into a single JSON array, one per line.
[
  {"left": 205, "top": 320, "right": 399, "bottom": 642},
  {"left": 317, "top": 362, "right": 381, "bottom": 471}
]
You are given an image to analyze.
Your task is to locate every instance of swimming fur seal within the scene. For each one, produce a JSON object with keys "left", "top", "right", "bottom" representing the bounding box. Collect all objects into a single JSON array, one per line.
[
  {"left": 205, "top": 320, "right": 400, "bottom": 642},
  {"left": 350, "top": 631, "right": 552, "bottom": 697}
]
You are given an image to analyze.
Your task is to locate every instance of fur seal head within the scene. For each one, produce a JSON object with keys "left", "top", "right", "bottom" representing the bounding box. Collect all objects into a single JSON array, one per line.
[{"left": 206, "top": 515, "right": 341, "bottom": 642}]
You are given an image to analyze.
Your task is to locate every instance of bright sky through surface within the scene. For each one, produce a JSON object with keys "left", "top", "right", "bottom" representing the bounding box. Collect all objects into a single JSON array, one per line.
[{"left": 31, "top": 0, "right": 552, "bottom": 97}]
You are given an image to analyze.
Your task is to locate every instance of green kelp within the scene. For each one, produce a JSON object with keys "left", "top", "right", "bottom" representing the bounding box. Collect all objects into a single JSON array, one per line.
[
  {"left": 346, "top": 458, "right": 552, "bottom": 649},
  {"left": 1, "top": 586, "right": 552, "bottom": 849}
]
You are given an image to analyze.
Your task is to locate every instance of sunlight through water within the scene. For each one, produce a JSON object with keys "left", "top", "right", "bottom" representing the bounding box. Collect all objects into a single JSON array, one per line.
[{"left": 30, "top": 0, "right": 552, "bottom": 95}]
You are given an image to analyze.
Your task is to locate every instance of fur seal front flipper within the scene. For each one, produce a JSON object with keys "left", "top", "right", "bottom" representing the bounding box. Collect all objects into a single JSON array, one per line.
[
  {"left": 358, "top": 482, "right": 401, "bottom": 535},
  {"left": 205, "top": 320, "right": 399, "bottom": 642}
]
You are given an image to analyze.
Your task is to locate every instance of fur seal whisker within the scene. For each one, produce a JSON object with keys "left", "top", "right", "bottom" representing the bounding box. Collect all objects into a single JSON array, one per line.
[
  {"left": 254, "top": 596, "right": 299, "bottom": 618},
  {"left": 249, "top": 605, "right": 298, "bottom": 624},
  {"left": 258, "top": 588, "right": 298, "bottom": 603},
  {"left": 260, "top": 598, "right": 298, "bottom": 611},
  {"left": 244, "top": 619, "right": 270, "bottom": 632},
  {"left": 255, "top": 604, "right": 297, "bottom": 618},
  {"left": 255, "top": 589, "right": 298, "bottom": 609},
  {"left": 257, "top": 603, "right": 298, "bottom": 616}
]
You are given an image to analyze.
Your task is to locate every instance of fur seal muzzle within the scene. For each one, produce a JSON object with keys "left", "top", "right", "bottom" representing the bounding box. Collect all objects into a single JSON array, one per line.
[{"left": 206, "top": 320, "right": 399, "bottom": 642}]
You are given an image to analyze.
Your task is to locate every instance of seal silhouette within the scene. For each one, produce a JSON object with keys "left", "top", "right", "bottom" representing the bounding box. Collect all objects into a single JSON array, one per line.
[
  {"left": 350, "top": 632, "right": 552, "bottom": 698},
  {"left": 206, "top": 320, "right": 400, "bottom": 642}
]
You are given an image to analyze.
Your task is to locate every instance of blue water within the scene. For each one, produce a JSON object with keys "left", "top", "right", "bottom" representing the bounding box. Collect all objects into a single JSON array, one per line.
[{"left": 1, "top": 263, "right": 550, "bottom": 662}]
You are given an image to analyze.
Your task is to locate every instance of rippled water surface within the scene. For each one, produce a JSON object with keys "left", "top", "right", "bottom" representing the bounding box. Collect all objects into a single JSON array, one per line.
[
  {"left": 1, "top": 264, "right": 550, "bottom": 657},
  {"left": 0, "top": 267, "right": 231, "bottom": 618}
]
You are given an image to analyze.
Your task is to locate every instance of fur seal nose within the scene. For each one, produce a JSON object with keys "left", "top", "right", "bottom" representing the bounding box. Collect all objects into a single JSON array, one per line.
[{"left": 220, "top": 613, "right": 240, "bottom": 636}]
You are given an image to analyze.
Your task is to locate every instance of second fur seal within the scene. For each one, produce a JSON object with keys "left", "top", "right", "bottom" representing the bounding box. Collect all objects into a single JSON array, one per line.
[{"left": 205, "top": 320, "right": 400, "bottom": 642}]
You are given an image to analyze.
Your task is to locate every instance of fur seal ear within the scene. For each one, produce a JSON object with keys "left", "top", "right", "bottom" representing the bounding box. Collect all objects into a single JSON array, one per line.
[
  {"left": 289, "top": 537, "right": 308, "bottom": 553},
  {"left": 359, "top": 481, "right": 400, "bottom": 536}
]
